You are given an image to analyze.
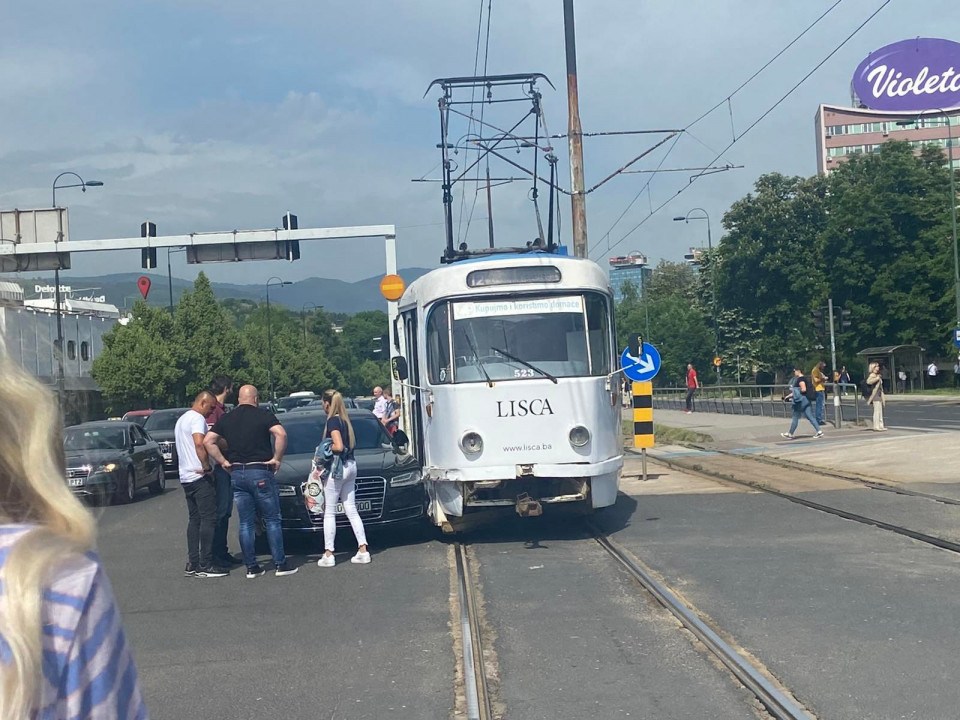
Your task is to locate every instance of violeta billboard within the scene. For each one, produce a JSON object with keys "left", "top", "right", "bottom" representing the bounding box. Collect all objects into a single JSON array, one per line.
[{"left": 853, "top": 38, "right": 960, "bottom": 112}]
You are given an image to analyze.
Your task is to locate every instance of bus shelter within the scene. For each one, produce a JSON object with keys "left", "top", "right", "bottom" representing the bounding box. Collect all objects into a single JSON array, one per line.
[{"left": 856, "top": 345, "right": 925, "bottom": 393}]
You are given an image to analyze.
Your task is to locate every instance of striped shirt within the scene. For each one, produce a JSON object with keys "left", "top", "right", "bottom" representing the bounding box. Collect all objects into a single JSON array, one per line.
[{"left": 0, "top": 525, "right": 148, "bottom": 719}]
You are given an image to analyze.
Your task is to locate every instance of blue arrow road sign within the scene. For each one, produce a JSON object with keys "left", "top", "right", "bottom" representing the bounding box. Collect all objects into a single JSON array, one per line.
[
  {"left": 954, "top": 328, "right": 960, "bottom": 349},
  {"left": 621, "top": 343, "right": 662, "bottom": 382}
]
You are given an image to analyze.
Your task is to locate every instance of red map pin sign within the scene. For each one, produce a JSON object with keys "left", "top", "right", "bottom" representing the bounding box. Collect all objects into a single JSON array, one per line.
[{"left": 137, "top": 276, "right": 152, "bottom": 299}]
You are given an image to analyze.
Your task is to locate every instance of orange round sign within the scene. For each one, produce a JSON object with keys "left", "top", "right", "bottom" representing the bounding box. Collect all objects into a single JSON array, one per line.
[{"left": 379, "top": 274, "right": 406, "bottom": 301}]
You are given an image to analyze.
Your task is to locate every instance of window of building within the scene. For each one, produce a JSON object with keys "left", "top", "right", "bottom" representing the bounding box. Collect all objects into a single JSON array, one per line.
[
  {"left": 80, "top": 341, "right": 90, "bottom": 362},
  {"left": 67, "top": 340, "right": 76, "bottom": 361}
]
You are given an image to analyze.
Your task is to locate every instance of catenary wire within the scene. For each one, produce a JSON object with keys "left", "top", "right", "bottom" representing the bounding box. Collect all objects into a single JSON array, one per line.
[{"left": 603, "top": 0, "right": 891, "bottom": 257}]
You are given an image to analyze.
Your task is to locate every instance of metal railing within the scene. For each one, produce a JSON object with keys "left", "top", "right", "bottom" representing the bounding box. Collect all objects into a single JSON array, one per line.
[{"left": 651, "top": 384, "right": 862, "bottom": 426}]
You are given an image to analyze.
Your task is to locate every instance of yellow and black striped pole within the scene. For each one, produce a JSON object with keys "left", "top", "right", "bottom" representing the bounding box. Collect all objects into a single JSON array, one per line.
[
  {"left": 632, "top": 381, "right": 654, "bottom": 447},
  {"left": 632, "top": 381, "right": 653, "bottom": 481}
]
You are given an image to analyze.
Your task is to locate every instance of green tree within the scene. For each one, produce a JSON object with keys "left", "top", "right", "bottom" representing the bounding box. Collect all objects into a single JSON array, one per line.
[
  {"left": 92, "top": 301, "right": 180, "bottom": 413},
  {"left": 717, "top": 172, "right": 829, "bottom": 370},
  {"left": 174, "top": 273, "right": 247, "bottom": 398},
  {"left": 822, "top": 141, "right": 954, "bottom": 355}
]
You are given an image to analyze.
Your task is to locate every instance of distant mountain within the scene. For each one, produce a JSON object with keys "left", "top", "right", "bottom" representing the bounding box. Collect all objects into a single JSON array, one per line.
[{"left": 16, "top": 268, "right": 433, "bottom": 314}]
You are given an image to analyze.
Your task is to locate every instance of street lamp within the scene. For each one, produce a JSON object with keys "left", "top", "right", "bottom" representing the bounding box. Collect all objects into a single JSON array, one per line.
[
  {"left": 301, "top": 302, "right": 320, "bottom": 344},
  {"left": 674, "top": 208, "right": 720, "bottom": 377},
  {"left": 265, "top": 276, "right": 292, "bottom": 400},
  {"left": 166, "top": 247, "right": 188, "bottom": 315},
  {"left": 897, "top": 110, "right": 960, "bottom": 329},
  {"left": 51, "top": 172, "right": 103, "bottom": 412}
]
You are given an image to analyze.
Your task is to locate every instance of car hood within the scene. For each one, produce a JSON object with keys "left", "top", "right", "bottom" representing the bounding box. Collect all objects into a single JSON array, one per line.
[
  {"left": 275, "top": 448, "right": 414, "bottom": 485},
  {"left": 66, "top": 448, "right": 128, "bottom": 467},
  {"left": 145, "top": 429, "right": 175, "bottom": 442}
]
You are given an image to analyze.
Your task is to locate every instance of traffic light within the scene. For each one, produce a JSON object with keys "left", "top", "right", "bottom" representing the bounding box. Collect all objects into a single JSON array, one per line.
[
  {"left": 838, "top": 307, "right": 852, "bottom": 330},
  {"left": 140, "top": 221, "right": 157, "bottom": 269},
  {"left": 282, "top": 212, "right": 300, "bottom": 261},
  {"left": 811, "top": 309, "right": 825, "bottom": 334}
]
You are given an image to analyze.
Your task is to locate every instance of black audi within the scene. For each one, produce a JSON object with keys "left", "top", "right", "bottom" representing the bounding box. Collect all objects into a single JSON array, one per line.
[
  {"left": 64, "top": 421, "right": 166, "bottom": 504},
  {"left": 142, "top": 407, "right": 189, "bottom": 476},
  {"left": 276, "top": 409, "right": 427, "bottom": 532}
]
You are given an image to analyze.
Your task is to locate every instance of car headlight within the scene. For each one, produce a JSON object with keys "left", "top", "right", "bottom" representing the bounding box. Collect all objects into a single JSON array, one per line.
[
  {"left": 460, "top": 432, "right": 483, "bottom": 455},
  {"left": 390, "top": 469, "right": 422, "bottom": 487},
  {"left": 568, "top": 425, "right": 590, "bottom": 448},
  {"left": 96, "top": 462, "right": 119, "bottom": 474},
  {"left": 277, "top": 485, "right": 298, "bottom": 497}
]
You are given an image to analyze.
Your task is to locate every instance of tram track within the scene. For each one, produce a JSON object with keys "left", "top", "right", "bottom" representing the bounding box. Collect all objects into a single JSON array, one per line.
[
  {"left": 454, "top": 542, "right": 494, "bottom": 720},
  {"left": 588, "top": 523, "right": 813, "bottom": 720},
  {"left": 642, "top": 448, "right": 960, "bottom": 555}
]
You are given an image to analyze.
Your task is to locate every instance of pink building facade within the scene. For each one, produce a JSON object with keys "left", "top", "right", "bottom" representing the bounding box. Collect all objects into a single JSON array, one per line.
[{"left": 815, "top": 103, "right": 960, "bottom": 174}]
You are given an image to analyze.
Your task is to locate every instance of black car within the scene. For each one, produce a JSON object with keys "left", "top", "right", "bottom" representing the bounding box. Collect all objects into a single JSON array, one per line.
[
  {"left": 142, "top": 408, "right": 190, "bottom": 476},
  {"left": 64, "top": 421, "right": 166, "bottom": 504},
  {"left": 275, "top": 410, "right": 426, "bottom": 533}
]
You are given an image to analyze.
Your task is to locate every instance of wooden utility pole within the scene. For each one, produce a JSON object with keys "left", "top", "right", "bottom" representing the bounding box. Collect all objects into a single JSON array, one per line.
[{"left": 563, "top": 0, "right": 588, "bottom": 258}]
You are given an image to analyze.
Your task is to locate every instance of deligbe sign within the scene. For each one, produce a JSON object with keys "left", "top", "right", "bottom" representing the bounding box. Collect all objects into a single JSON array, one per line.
[{"left": 853, "top": 38, "right": 960, "bottom": 112}]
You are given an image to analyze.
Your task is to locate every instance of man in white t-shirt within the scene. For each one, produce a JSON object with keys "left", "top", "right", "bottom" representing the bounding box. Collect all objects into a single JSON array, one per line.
[
  {"left": 372, "top": 385, "right": 388, "bottom": 421},
  {"left": 174, "top": 390, "right": 226, "bottom": 578},
  {"left": 927, "top": 361, "right": 939, "bottom": 389}
]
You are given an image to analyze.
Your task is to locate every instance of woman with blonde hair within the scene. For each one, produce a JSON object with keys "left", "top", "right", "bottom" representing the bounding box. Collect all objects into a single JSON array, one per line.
[
  {"left": 317, "top": 389, "right": 370, "bottom": 566},
  {"left": 866, "top": 361, "right": 886, "bottom": 431},
  {"left": 0, "top": 353, "right": 146, "bottom": 718}
]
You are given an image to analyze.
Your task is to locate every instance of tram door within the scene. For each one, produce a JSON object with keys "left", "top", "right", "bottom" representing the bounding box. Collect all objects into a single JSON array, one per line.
[{"left": 402, "top": 310, "right": 425, "bottom": 461}]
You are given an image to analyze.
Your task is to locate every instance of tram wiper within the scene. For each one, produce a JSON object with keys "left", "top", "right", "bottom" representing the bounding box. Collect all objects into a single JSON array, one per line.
[
  {"left": 491, "top": 347, "right": 558, "bottom": 384},
  {"left": 464, "top": 333, "right": 494, "bottom": 387}
]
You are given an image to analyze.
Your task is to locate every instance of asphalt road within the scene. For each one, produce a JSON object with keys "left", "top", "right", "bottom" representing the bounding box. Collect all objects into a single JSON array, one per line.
[
  {"left": 95, "top": 488, "right": 452, "bottom": 720},
  {"left": 95, "top": 455, "right": 960, "bottom": 720},
  {"left": 880, "top": 398, "right": 960, "bottom": 431}
]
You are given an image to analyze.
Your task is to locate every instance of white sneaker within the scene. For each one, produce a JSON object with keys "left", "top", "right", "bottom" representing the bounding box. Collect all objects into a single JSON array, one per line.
[
  {"left": 780, "top": 432, "right": 794, "bottom": 439},
  {"left": 351, "top": 551, "right": 371, "bottom": 564},
  {"left": 317, "top": 554, "right": 335, "bottom": 567}
]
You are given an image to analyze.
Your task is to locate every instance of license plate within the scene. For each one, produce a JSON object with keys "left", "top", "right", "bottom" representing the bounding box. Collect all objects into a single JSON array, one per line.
[
  {"left": 162, "top": 452, "right": 172, "bottom": 461},
  {"left": 68, "top": 478, "right": 84, "bottom": 488},
  {"left": 336, "top": 500, "right": 372, "bottom": 514}
]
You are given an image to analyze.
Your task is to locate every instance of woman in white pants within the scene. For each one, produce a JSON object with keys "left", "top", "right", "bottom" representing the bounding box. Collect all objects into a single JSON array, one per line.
[
  {"left": 317, "top": 390, "right": 370, "bottom": 566},
  {"left": 866, "top": 362, "right": 886, "bottom": 431}
]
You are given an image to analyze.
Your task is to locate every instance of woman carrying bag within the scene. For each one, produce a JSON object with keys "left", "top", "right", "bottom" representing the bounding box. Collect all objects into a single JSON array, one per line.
[
  {"left": 866, "top": 362, "right": 886, "bottom": 431},
  {"left": 317, "top": 390, "right": 371, "bottom": 567}
]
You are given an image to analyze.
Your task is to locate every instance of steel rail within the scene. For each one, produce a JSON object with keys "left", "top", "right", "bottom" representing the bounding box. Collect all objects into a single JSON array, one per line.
[
  {"left": 590, "top": 528, "right": 813, "bottom": 720},
  {"left": 684, "top": 445, "right": 960, "bottom": 507},
  {"left": 648, "top": 453, "right": 960, "bottom": 555},
  {"left": 455, "top": 543, "right": 492, "bottom": 720}
]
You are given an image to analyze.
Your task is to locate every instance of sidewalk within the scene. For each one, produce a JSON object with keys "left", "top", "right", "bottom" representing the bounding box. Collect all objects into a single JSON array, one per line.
[{"left": 644, "top": 408, "right": 959, "bottom": 487}]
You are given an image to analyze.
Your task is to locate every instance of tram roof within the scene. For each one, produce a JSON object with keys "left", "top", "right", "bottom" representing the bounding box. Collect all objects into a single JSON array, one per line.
[{"left": 398, "top": 252, "right": 611, "bottom": 309}]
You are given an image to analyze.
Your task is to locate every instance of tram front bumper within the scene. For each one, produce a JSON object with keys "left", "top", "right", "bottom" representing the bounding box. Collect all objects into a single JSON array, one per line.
[{"left": 423, "top": 455, "right": 623, "bottom": 483}]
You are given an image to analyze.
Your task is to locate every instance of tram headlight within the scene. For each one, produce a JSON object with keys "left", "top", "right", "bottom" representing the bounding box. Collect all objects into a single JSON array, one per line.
[
  {"left": 460, "top": 431, "right": 484, "bottom": 455},
  {"left": 568, "top": 425, "right": 590, "bottom": 448}
]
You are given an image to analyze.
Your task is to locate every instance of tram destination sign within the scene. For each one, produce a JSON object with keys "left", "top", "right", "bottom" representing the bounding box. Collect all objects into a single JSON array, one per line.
[{"left": 852, "top": 38, "right": 960, "bottom": 112}]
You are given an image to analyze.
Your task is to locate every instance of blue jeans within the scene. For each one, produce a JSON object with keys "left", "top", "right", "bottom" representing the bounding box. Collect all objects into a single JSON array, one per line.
[
  {"left": 229, "top": 466, "right": 285, "bottom": 569},
  {"left": 815, "top": 391, "right": 826, "bottom": 425},
  {"left": 789, "top": 398, "right": 820, "bottom": 435}
]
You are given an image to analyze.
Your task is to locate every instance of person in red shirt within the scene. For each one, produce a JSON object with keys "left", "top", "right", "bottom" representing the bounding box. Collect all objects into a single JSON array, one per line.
[
  {"left": 685, "top": 363, "right": 700, "bottom": 413},
  {"left": 205, "top": 375, "right": 240, "bottom": 567}
]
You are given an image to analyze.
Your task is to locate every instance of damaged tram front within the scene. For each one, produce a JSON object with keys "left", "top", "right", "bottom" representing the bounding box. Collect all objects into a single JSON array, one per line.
[{"left": 392, "top": 253, "right": 623, "bottom": 529}]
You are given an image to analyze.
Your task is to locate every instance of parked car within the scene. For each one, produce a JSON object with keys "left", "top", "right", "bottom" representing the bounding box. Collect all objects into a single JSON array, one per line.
[
  {"left": 274, "top": 409, "right": 426, "bottom": 534},
  {"left": 276, "top": 394, "right": 318, "bottom": 413},
  {"left": 121, "top": 409, "right": 154, "bottom": 427},
  {"left": 353, "top": 396, "right": 376, "bottom": 411},
  {"left": 64, "top": 421, "right": 165, "bottom": 504},
  {"left": 142, "top": 408, "right": 190, "bottom": 476}
]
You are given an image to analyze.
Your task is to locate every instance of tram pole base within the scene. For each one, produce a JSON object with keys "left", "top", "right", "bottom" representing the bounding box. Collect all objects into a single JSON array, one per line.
[{"left": 515, "top": 493, "right": 543, "bottom": 517}]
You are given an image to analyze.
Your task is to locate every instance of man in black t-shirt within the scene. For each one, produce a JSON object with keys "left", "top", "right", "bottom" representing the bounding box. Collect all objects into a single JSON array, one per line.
[{"left": 203, "top": 385, "right": 298, "bottom": 578}]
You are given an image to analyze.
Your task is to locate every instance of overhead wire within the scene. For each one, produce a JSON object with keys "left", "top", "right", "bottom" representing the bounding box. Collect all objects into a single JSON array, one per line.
[
  {"left": 464, "top": 0, "right": 495, "bottom": 245},
  {"left": 593, "top": 0, "right": 846, "bottom": 259},
  {"left": 607, "top": 0, "right": 891, "bottom": 258},
  {"left": 603, "top": 0, "right": 892, "bottom": 257},
  {"left": 456, "top": 0, "right": 488, "bottom": 247}
]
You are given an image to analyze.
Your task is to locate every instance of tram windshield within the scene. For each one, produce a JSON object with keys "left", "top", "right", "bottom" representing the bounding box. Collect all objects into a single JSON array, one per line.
[{"left": 426, "top": 293, "right": 611, "bottom": 384}]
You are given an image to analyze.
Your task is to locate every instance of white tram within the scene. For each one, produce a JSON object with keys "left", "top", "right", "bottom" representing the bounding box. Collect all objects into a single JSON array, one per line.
[{"left": 391, "top": 252, "right": 623, "bottom": 528}]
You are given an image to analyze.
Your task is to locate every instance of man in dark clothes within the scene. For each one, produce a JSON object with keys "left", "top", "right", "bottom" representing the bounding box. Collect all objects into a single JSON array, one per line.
[
  {"left": 205, "top": 375, "right": 240, "bottom": 567},
  {"left": 203, "top": 385, "right": 298, "bottom": 579}
]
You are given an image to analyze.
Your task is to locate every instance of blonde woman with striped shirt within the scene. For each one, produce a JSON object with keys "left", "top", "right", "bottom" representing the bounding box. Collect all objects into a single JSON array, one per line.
[{"left": 0, "top": 352, "right": 146, "bottom": 718}]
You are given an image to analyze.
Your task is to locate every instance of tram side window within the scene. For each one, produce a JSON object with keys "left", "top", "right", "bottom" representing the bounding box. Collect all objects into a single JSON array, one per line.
[
  {"left": 426, "top": 302, "right": 451, "bottom": 384},
  {"left": 586, "top": 293, "right": 611, "bottom": 375}
]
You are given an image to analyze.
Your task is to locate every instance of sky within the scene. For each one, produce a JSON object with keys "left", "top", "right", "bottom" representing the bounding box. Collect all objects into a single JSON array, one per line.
[{"left": 2, "top": 0, "right": 958, "bottom": 292}]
